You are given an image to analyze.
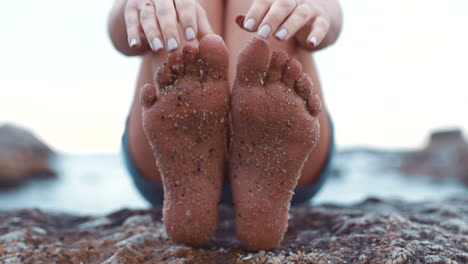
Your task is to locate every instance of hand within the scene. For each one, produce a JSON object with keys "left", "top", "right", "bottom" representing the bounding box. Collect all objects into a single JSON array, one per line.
[
  {"left": 236, "top": 0, "right": 331, "bottom": 49},
  {"left": 124, "top": 0, "right": 213, "bottom": 52}
]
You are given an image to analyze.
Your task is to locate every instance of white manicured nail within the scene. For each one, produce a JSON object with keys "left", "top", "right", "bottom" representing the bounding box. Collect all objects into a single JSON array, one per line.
[
  {"left": 130, "top": 38, "right": 137, "bottom": 48},
  {"left": 309, "top": 36, "right": 318, "bottom": 46},
  {"left": 167, "top": 38, "right": 178, "bottom": 51},
  {"left": 275, "top": 28, "right": 288, "bottom": 40},
  {"left": 244, "top": 18, "right": 255, "bottom": 31},
  {"left": 185, "top": 27, "right": 196, "bottom": 40},
  {"left": 152, "top": 37, "right": 163, "bottom": 51},
  {"left": 258, "top": 24, "right": 271, "bottom": 39}
]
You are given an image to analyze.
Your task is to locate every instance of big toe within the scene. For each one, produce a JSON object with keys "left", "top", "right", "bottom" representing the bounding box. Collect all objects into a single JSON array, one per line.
[
  {"left": 199, "top": 34, "right": 229, "bottom": 80},
  {"left": 236, "top": 38, "right": 270, "bottom": 87}
]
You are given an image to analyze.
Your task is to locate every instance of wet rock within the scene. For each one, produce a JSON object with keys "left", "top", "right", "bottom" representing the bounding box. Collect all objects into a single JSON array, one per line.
[
  {"left": 399, "top": 129, "right": 468, "bottom": 185},
  {"left": 0, "top": 124, "right": 55, "bottom": 188},
  {"left": 1, "top": 196, "right": 466, "bottom": 263},
  {"left": 339, "top": 129, "right": 468, "bottom": 186}
]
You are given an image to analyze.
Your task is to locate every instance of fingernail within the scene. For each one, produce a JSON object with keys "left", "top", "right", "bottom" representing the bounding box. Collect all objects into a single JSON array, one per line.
[
  {"left": 167, "top": 38, "right": 178, "bottom": 51},
  {"left": 258, "top": 24, "right": 271, "bottom": 39},
  {"left": 309, "top": 36, "right": 318, "bottom": 46},
  {"left": 244, "top": 18, "right": 255, "bottom": 31},
  {"left": 152, "top": 37, "right": 163, "bottom": 51},
  {"left": 130, "top": 38, "right": 137, "bottom": 48},
  {"left": 275, "top": 28, "right": 288, "bottom": 40},
  {"left": 185, "top": 27, "right": 196, "bottom": 40}
]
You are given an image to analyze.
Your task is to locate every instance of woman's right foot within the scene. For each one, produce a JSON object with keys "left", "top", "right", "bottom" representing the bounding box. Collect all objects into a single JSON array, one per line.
[
  {"left": 140, "top": 35, "right": 230, "bottom": 247},
  {"left": 230, "top": 38, "right": 322, "bottom": 250}
]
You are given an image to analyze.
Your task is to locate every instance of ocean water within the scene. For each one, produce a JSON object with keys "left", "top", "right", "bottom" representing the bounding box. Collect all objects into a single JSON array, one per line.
[{"left": 0, "top": 153, "right": 466, "bottom": 215}]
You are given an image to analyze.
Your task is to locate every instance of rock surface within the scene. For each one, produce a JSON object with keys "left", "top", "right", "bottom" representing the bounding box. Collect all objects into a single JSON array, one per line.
[
  {"left": 399, "top": 129, "right": 468, "bottom": 185},
  {"left": 0, "top": 124, "right": 55, "bottom": 188},
  {"left": 338, "top": 129, "right": 468, "bottom": 186},
  {"left": 1, "top": 196, "right": 467, "bottom": 264}
]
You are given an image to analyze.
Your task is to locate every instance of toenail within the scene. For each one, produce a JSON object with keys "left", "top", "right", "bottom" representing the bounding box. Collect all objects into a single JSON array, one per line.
[
  {"left": 167, "top": 38, "right": 178, "bottom": 51},
  {"left": 275, "top": 28, "right": 288, "bottom": 40},
  {"left": 258, "top": 24, "right": 271, "bottom": 39},
  {"left": 244, "top": 18, "right": 256, "bottom": 31},
  {"left": 152, "top": 37, "right": 163, "bottom": 51},
  {"left": 185, "top": 27, "right": 196, "bottom": 41}
]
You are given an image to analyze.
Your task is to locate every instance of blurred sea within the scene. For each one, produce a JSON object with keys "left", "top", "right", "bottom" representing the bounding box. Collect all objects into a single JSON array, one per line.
[{"left": 0, "top": 153, "right": 466, "bottom": 215}]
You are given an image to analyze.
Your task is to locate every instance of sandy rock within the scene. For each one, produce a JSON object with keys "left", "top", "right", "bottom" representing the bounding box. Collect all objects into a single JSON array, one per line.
[
  {"left": 0, "top": 197, "right": 466, "bottom": 263},
  {"left": 0, "top": 124, "right": 55, "bottom": 188}
]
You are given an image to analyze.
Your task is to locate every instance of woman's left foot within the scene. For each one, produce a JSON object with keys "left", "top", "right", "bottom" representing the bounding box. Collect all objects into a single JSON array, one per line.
[{"left": 230, "top": 38, "right": 322, "bottom": 250}]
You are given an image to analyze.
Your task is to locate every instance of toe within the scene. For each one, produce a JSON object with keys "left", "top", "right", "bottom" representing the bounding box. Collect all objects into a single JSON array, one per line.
[
  {"left": 155, "top": 52, "right": 184, "bottom": 89},
  {"left": 294, "top": 73, "right": 322, "bottom": 117},
  {"left": 236, "top": 38, "right": 270, "bottom": 87},
  {"left": 199, "top": 34, "right": 229, "bottom": 80},
  {"left": 282, "top": 58, "right": 302, "bottom": 88},
  {"left": 182, "top": 45, "right": 200, "bottom": 77},
  {"left": 140, "top": 83, "right": 158, "bottom": 109},
  {"left": 155, "top": 63, "right": 173, "bottom": 89},
  {"left": 294, "top": 72, "right": 313, "bottom": 101},
  {"left": 308, "top": 93, "right": 322, "bottom": 117},
  {"left": 167, "top": 51, "right": 185, "bottom": 78},
  {"left": 294, "top": 73, "right": 321, "bottom": 116},
  {"left": 265, "top": 50, "right": 289, "bottom": 83}
]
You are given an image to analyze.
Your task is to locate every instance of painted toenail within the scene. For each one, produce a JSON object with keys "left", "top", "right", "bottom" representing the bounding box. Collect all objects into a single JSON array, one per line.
[
  {"left": 309, "top": 36, "right": 318, "bottom": 46},
  {"left": 185, "top": 27, "right": 196, "bottom": 41},
  {"left": 129, "top": 38, "right": 137, "bottom": 48},
  {"left": 258, "top": 24, "right": 271, "bottom": 39},
  {"left": 244, "top": 18, "right": 256, "bottom": 31},
  {"left": 167, "top": 38, "right": 178, "bottom": 51},
  {"left": 275, "top": 29, "right": 288, "bottom": 40},
  {"left": 152, "top": 37, "right": 163, "bottom": 51}
]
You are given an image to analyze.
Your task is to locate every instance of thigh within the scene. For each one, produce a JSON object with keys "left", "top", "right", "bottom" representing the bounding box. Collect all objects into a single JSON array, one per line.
[{"left": 198, "top": 0, "right": 224, "bottom": 35}]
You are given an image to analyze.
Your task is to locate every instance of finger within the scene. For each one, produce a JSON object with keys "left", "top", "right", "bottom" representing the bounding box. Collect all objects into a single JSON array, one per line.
[
  {"left": 174, "top": 0, "right": 197, "bottom": 41},
  {"left": 274, "top": 3, "right": 316, "bottom": 40},
  {"left": 124, "top": 5, "right": 142, "bottom": 47},
  {"left": 243, "top": 0, "right": 274, "bottom": 32},
  {"left": 196, "top": 3, "right": 214, "bottom": 38},
  {"left": 257, "top": 0, "right": 296, "bottom": 39},
  {"left": 307, "top": 16, "right": 330, "bottom": 47},
  {"left": 140, "top": 1, "right": 164, "bottom": 51},
  {"left": 155, "top": 0, "right": 179, "bottom": 51}
]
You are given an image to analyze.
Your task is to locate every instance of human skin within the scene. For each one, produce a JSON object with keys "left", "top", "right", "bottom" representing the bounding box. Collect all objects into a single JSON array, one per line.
[
  {"left": 139, "top": 35, "right": 231, "bottom": 246},
  {"left": 229, "top": 37, "right": 323, "bottom": 249},
  {"left": 108, "top": 0, "right": 343, "bottom": 249},
  {"left": 108, "top": 0, "right": 342, "bottom": 189}
]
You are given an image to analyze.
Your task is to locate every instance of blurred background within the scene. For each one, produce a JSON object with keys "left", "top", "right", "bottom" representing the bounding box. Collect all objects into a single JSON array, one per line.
[{"left": 0, "top": 0, "right": 467, "bottom": 215}]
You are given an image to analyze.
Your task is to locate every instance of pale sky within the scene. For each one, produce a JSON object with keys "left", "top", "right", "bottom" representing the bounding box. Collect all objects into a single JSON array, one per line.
[{"left": 1, "top": 0, "right": 467, "bottom": 153}]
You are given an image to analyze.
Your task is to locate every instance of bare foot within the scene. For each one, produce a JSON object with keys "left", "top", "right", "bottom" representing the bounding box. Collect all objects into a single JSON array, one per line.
[
  {"left": 230, "top": 38, "right": 322, "bottom": 250},
  {"left": 140, "top": 35, "right": 230, "bottom": 246}
]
